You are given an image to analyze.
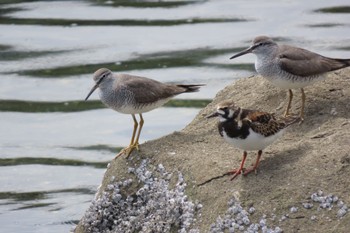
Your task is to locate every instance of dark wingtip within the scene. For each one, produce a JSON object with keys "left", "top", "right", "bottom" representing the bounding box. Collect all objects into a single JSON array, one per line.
[
  {"left": 178, "top": 84, "right": 205, "bottom": 93},
  {"left": 335, "top": 58, "right": 350, "bottom": 67}
]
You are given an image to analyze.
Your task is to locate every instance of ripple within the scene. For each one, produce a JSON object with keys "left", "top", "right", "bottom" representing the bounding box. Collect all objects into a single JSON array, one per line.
[
  {"left": 0, "top": 157, "right": 108, "bottom": 168},
  {"left": 12, "top": 47, "right": 254, "bottom": 77},
  {"left": 0, "top": 99, "right": 211, "bottom": 112},
  {"left": 314, "top": 6, "right": 350, "bottom": 13}
]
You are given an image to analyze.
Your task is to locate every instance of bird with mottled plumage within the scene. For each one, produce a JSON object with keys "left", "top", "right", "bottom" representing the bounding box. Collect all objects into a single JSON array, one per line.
[
  {"left": 230, "top": 36, "right": 350, "bottom": 121},
  {"left": 85, "top": 68, "right": 204, "bottom": 158},
  {"left": 207, "top": 100, "right": 300, "bottom": 180}
]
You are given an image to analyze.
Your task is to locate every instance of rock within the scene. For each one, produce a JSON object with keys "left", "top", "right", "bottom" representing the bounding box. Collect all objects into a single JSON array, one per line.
[{"left": 74, "top": 69, "right": 350, "bottom": 233}]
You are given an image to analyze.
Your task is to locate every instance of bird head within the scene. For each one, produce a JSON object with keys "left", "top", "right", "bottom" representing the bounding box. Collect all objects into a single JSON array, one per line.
[
  {"left": 85, "top": 68, "right": 113, "bottom": 101},
  {"left": 230, "top": 36, "right": 277, "bottom": 59},
  {"left": 206, "top": 100, "right": 239, "bottom": 122}
]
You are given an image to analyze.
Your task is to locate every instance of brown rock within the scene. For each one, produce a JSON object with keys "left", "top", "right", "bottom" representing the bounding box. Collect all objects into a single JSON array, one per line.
[{"left": 75, "top": 69, "right": 350, "bottom": 233}]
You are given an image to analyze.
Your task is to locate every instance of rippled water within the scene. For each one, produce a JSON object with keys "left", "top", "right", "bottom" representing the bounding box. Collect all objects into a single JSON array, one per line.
[{"left": 0, "top": 0, "right": 349, "bottom": 232}]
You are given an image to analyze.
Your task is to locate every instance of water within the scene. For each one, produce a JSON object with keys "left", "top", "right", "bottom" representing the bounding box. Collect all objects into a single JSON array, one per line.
[{"left": 0, "top": 0, "right": 349, "bottom": 232}]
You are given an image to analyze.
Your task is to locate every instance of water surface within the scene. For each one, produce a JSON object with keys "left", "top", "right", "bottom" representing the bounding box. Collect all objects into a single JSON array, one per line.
[{"left": 0, "top": 0, "right": 349, "bottom": 232}]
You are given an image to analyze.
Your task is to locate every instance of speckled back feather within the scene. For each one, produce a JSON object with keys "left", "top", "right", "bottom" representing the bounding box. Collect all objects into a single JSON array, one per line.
[
  {"left": 247, "top": 112, "right": 300, "bottom": 137},
  {"left": 211, "top": 100, "right": 300, "bottom": 139}
]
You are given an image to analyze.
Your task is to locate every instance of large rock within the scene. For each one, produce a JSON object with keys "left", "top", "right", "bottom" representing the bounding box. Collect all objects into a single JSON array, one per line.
[{"left": 75, "top": 69, "right": 350, "bottom": 233}]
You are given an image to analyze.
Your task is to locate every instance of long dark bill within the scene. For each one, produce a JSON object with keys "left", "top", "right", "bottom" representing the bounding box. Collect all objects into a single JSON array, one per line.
[
  {"left": 85, "top": 84, "right": 99, "bottom": 101},
  {"left": 230, "top": 46, "right": 253, "bottom": 60}
]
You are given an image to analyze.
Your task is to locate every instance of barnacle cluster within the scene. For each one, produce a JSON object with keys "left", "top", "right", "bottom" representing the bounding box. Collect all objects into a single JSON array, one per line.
[
  {"left": 310, "top": 190, "right": 348, "bottom": 218},
  {"left": 79, "top": 159, "right": 348, "bottom": 233},
  {"left": 209, "top": 198, "right": 282, "bottom": 233},
  {"left": 81, "top": 160, "right": 200, "bottom": 233}
]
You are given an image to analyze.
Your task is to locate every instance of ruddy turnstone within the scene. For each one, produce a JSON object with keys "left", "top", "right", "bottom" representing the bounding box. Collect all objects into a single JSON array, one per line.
[
  {"left": 207, "top": 100, "right": 300, "bottom": 180},
  {"left": 230, "top": 36, "right": 350, "bottom": 121},
  {"left": 85, "top": 68, "right": 204, "bottom": 158}
]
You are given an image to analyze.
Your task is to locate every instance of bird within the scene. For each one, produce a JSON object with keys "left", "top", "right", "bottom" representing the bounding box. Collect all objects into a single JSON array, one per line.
[
  {"left": 207, "top": 100, "right": 300, "bottom": 180},
  {"left": 85, "top": 68, "right": 204, "bottom": 158},
  {"left": 230, "top": 36, "right": 350, "bottom": 121}
]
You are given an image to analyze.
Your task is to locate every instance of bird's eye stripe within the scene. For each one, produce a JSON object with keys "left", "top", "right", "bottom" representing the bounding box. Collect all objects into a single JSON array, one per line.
[{"left": 97, "top": 73, "right": 108, "bottom": 84}]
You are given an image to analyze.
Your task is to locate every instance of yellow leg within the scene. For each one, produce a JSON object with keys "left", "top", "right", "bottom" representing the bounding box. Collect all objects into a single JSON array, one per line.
[
  {"left": 284, "top": 89, "right": 293, "bottom": 117},
  {"left": 129, "top": 114, "right": 138, "bottom": 146},
  {"left": 132, "top": 114, "right": 144, "bottom": 151},
  {"left": 300, "top": 88, "right": 305, "bottom": 122},
  {"left": 115, "top": 114, "right": 139, "bottom": 159}
]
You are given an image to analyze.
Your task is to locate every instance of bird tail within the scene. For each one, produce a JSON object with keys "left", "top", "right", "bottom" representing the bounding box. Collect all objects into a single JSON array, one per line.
[
  {"left": 329, "top": 58, "right": 350, "bottom": 70},
  {"left": 338, "top": 58, "right": 350, "bottom": 66},
  {"left": 177, "top": 84, "right": 205, "bottom": 93}
]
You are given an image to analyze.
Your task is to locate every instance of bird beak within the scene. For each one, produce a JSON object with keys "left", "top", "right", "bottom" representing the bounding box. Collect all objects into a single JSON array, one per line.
[
  {"left": 85, "top": 84, "right": 99, "bottom": 101},
  {"left": 206, "top": 111, "right": 219, "bottom": 119},
  {"left": 230, "top": 46, "right": 253, "bottom": 60}
]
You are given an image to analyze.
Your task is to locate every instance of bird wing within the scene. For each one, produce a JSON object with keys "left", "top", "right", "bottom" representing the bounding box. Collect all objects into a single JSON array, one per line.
[
  {"left": 117, "top": 74, "right": 183, "bottom": 104},
  {"left": 247, "top": 111, "right": 275, "bottom": 124},
  {"left": 246, "top": 111, "right": 282, "bottom": 137},
  {"left": 278, "top": 45, "right": 349, "bottom": 77}
]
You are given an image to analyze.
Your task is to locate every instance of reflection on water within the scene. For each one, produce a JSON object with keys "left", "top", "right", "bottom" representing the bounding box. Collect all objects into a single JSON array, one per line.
[
  {"left": 0, "top": 99, "right": 211, "bottom": 112},
  {"left": 13, "top": 46, "right": 252, "bottom": 77},
  {"left": 0, "top": 157, "right": 108, "bottom": 168},
  {"left": 0, "top": 0, "right": 349, "bottom": 232},
  {"left": 314, "top": 5, "right": 350, "bottom": 13}
]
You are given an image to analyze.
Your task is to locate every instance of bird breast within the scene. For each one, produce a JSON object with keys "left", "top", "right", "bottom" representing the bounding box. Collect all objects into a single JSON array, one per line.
[{"left": 222, "top": 128, "right": 284, "bottom": 151}]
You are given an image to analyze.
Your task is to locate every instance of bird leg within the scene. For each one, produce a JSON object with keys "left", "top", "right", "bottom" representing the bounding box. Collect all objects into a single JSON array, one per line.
[
  {"left": 299, "top": 88, "right": 305, "bottom": 122},
  {"left": 227, "top": 151, "right": 248, "bottom": 180},
  {"left": 284, "top": 89, "right": 293, "bottom": 117},
  {"left": 243, "top": 150, "right": 262, "bottom": 176},
  {"left": 115, "top": 114, "right": 139, "bottom": 159},
  {"left": 128, "top": 114, "right": 139, "bottom": 146},
  {"left": 132, "top": 114, "right": 144, "bottom": 152}
]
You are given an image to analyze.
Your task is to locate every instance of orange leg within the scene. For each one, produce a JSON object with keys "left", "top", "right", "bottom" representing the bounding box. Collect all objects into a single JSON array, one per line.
[
  {"left": 243, "top": 150, "right": 262, "bottom": 176},
  {"left": 227, "top": 151, "right": 248, "bottom": 180}
]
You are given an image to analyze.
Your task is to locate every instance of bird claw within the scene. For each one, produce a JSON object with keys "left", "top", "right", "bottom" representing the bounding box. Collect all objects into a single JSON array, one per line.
[
  {"left": 114, "top": 144, "right": 139, "bottom": 159},
  {"left": 114, "top": 148, "right": 127, "bottom": 159},
  {"left": 132, "top": 142, "right": 140, "bottom": 151},
  {"left": 227, "top": 166, "right": 258, "bottom": 180},
  {"left": 242, "top": 167, "right": 257, "bottom": 176},
  {"left": 227, "top": 168, "right": 245, "bottom": 180}
]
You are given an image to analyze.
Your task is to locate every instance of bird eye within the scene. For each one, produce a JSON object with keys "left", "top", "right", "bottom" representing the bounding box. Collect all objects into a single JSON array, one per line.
[
  {"left": 100, "top": 73, "right": 107, "bottom": 81},
  {"left": 97, "top": 73, "right": 107, "bottom": 84}
]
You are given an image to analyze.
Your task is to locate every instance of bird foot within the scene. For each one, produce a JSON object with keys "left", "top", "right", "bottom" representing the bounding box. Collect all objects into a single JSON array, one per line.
[
  {"left": 114, "top": 144, "right": 138, "bottom": 159},
  {"left": 242, "top": 167, "right": 258, "bottom": 176},
  {"left": 283, "top": 111, "right": 293, "bottom": 118},
  {"left": 227, "top": 166, "right": 258, "bottom": 180},
  {"left": 227, "top": 168, "right": 245, "bottom": 180},
  {"left": 132, "top": 142, "right": 140, "bottom": 151},
  {"left": 299, "top": 115, "right": 304, "bottom": 124},
  {"left": 284, "top": 112, "right": 304, "bottom": 124}
]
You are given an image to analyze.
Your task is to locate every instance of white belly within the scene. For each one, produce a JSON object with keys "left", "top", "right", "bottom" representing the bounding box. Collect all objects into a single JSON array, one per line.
[
  {"left": 223, "top": 128, "right": 284, "bottom": 151},
  {"left": 116, "top": 98, "right": 171, "bottom": 114},
  {"left": 264, "top": 74, "right": 325, "bottom": 89},
  {"left": 255, "top": 58, "right": 325, "bottom": 89}
]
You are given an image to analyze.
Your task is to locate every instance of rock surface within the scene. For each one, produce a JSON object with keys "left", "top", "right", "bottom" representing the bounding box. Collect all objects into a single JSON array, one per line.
[{"left": 75, "top": 69, "right": 350, "bottom": 233}]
